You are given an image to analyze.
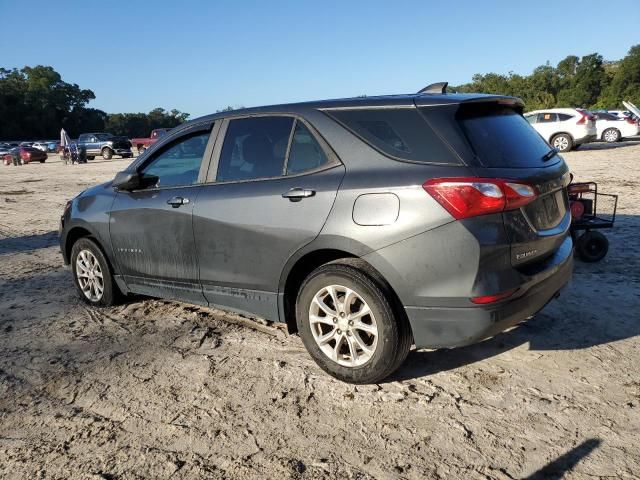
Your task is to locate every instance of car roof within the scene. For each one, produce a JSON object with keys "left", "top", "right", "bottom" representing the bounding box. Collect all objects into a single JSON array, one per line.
[{"left": 180, "top": 92, "right": 522, "bottom": 127}]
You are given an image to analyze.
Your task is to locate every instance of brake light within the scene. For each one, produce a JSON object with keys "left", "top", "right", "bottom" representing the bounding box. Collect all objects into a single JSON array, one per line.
[
  {"left": 471, "top": 288, "right": 517, "bottom": 304},
  {"left": 626, "top": 117, "right": 637, "bottom": 125},
  {"left": 576, "top": 111, "right": 590, "bottom": 125},
  {"left": 423, "top": 177, "right": 538, "bottom": 220},
  {"left": 19, "top": 149, "right": 30, "bottom": 160}
]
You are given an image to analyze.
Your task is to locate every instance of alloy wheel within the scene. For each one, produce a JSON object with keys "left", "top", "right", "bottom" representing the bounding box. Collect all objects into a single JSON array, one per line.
[
  {"left": 553, "top": 136, "right": 569, "bottom": 151},
  {"left": 308, "top": 284, "right": 378, "bottom": 367},
  {"left": 76, "top": 249, "right": 104, "bottom": 302}
]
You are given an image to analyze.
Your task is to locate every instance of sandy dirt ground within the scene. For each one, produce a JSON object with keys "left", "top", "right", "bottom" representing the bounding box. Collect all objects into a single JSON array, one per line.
[{"left": 1, "top": 142, "right": 639, "bottom": 479}]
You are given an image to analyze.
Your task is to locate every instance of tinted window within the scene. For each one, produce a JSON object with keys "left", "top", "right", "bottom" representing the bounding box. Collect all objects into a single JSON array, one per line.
[
  {"left": 525, "top": 114, "right": 537, "bottom": 125},
  {"left": 141, "top": 130, "right": 210, "bottom": 188},
  {"left": 286, "top": 122, "right": 328, "bottom": 174},
  {"left": 558, "top": 113, "right": 573, "bottom": 121},
  {"left": 327, "top": 108, "right": 458, "bottom": 164},
  {"left": 457, "top": 106, "right": 552, "bottom": 168},
  {"left": 217, "top": 116, "right": 294, "bottom": 182},
  {"left": 595, "top": 112, "right": 618, "bottom": 121},
  {"left": 537, "top": 112, "right": 558, "bottom": 123}
]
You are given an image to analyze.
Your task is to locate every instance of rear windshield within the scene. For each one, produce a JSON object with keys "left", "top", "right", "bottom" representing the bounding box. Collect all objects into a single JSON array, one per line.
[
  {"left": 326, "top": 108, "right": 459, "bottom": 164},
  {"left": 455, "top": 105, "right": 554, "bottom": 168}
]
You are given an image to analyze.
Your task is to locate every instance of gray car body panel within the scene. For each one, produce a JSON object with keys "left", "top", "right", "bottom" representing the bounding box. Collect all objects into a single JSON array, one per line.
[{"left": 60, "top": 91, "right": 573, "bottom": 349}]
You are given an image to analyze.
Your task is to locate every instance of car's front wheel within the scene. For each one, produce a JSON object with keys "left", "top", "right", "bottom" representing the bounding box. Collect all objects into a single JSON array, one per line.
[
  {"left": 71, "top": 237, "right": 121, "bottom": 306},
  {"left": 551, "top": 133, "right": 573, "bottom": 152},
  {"left": 102, "top": 148, "right": 113, "bottom": 160},
  {"left": 296, "top": 260, "right": 411, "bottom": 383},
  {"left": 602, "top": 128, "right": 621, "bottom": 143}
]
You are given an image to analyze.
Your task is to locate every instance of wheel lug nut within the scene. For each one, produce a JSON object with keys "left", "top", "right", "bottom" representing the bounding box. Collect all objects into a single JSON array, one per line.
[
  {"left": 340, "top": 312, "right": 345, "bottom": 318},
  {"left": 348, "top": 320, "right": 354, "bottom": 326},
  {"left": 336, "top": 329, "right": 342, "bottom": 335},
  {"left": 346, "top": 331, "right": 352, "bottom": 336},
  {"left": 333, "top": 318, "right": 337, "bottom": 324}
]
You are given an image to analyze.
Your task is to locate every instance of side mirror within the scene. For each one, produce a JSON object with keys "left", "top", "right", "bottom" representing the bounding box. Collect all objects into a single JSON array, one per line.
[{"left": 113, "top": 171, "right": 158, "bottom": 191}]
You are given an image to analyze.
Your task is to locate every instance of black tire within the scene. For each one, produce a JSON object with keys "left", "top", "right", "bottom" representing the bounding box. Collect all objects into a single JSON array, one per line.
[
  {"left": 576, "top": 231, "right": 609, "bottom": 263},
  {"left": 602, "top": 128, "right": 621, "bottom": 143},
  {"left": 101, "top": 148, "right": 113, "bottom": 160},
  {"left": 296, "top": 259, "right": 412, "bottom": 384},
  {"left": 70, "top": 237, "right": 122, "bottom": 306},
  {"left": 551, "top": 133, "right": 573, "bottom": 152},
  {"left": 137, "top": 146, "right": 146, "bottom": 155},
  {"left": 87, "top": 156, "right": 95, "bottom": 160},
  {"left": 39, "top": 159, "right": 45, "bottom": 163}
]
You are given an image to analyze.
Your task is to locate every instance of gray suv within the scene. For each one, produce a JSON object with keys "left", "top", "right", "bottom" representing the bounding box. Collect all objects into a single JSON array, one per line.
[{"left": 60, "top": 84, "right": 573, "bottom": 383}]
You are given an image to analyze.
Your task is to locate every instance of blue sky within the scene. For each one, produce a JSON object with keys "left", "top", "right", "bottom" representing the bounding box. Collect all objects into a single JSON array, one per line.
[{"left": 1, "top": 0, "right": 638, "bottom": 118}]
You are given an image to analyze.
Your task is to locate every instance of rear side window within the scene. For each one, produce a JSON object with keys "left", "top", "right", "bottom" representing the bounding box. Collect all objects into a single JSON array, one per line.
[
  {"left": 456, "top": 105, "right": 553, "bottom": 168},
  {"left": 558, "top": 113, "right": 573, "bottom": 121},
  {"left": 326, "top": 108, "right": 459, "bottom": 164},
  {"left": 217, "top": 117, "right": 294, "bottom": 182}
]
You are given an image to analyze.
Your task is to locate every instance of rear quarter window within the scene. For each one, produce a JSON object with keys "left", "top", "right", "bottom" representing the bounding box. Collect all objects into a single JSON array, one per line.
[{"left": 325, "top": 108, "right": 460, "bottom": 164}]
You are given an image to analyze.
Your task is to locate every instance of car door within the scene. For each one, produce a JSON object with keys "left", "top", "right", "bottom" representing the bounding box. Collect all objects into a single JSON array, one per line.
[
  {"left": 109, "top": 122, "right": 216, "bottom": 304},
  {"left": 535, "top": 112, "right": 559, "bottom": 142},
  {"left": 193, "top": 115, "right": 345, "bottom": 320}
]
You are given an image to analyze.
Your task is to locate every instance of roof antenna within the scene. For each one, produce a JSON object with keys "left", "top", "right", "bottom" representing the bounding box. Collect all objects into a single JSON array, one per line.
[{"left": 418, "top": 82, "right": 448, "bottom": 94}]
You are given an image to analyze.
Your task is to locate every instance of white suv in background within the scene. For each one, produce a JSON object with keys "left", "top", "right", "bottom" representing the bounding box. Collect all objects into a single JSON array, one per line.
[
  {"left": 524, "top": 108, "right": 597, "bottom": 152},
  {"left": 593, "top": 111, "right": 640, "bottom": 142}
]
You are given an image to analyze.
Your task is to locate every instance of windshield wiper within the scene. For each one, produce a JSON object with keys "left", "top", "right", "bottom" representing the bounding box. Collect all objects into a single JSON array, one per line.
[{"left": 542, "top": 147, "right": 559, "bottom": 162}]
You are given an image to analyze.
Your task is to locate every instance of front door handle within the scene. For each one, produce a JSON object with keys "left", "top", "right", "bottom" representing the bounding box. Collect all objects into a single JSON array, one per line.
[
  {"left": 282, "top": 188, "right": 315, "bottom": 202},
  {"left": 167, "top": 196, "right": 190, "bottom": 208}
]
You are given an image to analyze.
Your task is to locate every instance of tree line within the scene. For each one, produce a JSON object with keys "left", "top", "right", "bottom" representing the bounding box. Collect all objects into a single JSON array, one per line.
[
  {"left": 2, "top": 45, "right": 639, "bottom": 140},
  {"left": 454, "top": 44, "right": 640, "bottom": 111},
  {"left": 0, "top": 66, "right": 189, "bottom": 140}
]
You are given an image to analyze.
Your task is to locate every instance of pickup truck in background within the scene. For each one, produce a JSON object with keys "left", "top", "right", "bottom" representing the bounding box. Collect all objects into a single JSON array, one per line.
[
  {"left": 77, "top": 133, "right": 133, "bottom": 160},
  {"left": 130, "top": 128, "right": 170, "bottom": 154}
]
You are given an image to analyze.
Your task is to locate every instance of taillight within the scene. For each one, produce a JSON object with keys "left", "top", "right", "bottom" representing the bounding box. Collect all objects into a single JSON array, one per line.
[
  {"left": 19, "top": 149, "right": 30, "bottom": 160},
  {"left": 576, "top": 111, "right": 590, "bottom": 125},
  {"left": 423, "top": 177, "right": 538, "bottom": 220},
  {"left": 626, "top": 117, "right": 636, "bottom": 125}
]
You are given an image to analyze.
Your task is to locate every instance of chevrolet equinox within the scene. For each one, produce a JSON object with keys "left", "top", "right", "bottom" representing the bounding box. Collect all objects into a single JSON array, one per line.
[{"left": 60, "top": 83, "right": 573, "bottom": 383}]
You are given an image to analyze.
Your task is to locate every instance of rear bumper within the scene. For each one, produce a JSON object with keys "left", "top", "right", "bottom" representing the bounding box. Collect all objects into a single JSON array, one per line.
[{"left": 404, "top": 236, "right": 573, "bottom": 348}]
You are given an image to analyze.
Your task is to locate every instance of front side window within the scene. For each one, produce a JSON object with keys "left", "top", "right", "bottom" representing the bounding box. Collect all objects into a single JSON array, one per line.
[
  {"left": 141, "top": 130, "right": 210, "bottom": 188},
  {"left": 286, "top": 122, "right": 328, "bottom": 174},
  {"left": 217, "top": 116, "right": 294, "bottom": 182},
  {"left": 525, "top": 114, "right": 537, "bottom": 125}
]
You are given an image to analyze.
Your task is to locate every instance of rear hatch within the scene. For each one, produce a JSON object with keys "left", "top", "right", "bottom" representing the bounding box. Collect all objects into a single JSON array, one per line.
[{"left": 416, "top": 98, "right": 571, "bottom": 267}]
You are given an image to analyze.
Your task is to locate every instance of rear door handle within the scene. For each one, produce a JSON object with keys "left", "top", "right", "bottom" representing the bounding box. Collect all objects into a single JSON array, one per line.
[
  {"left": 282, "top": 188, "right": 315, "bottom": 202},
  {"left": 167, "top": 196, "right": 190, "bottom": 208}
]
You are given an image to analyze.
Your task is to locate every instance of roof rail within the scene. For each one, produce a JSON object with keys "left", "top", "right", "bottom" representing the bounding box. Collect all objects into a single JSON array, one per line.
[{"left": 417, "top": 82, "right": 448, "bottom": 94}]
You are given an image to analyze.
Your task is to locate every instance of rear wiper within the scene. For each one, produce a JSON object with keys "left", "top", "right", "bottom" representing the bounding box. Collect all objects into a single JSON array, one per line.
[{"left": 542, "top": 147, "right": 559, "bottom": 162}]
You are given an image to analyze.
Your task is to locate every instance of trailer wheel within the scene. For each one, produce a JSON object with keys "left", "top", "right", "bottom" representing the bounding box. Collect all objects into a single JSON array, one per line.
[{"left": 576, "top": 231, "right": 608, "bottom": 262}]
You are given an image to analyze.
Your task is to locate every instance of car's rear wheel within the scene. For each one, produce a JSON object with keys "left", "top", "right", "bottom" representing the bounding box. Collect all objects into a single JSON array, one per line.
[
  {"left": 137, "top": 146, "right": 146, "bottom": 155},
  {"left": 602, "top": 128, "right": 621, "bottom": 143},
  {"left": 71, "top": 237, "right": 121, "bottom": 306},
  {"left": 87, "top": 156, "right": 95, "bottom": 160},
  {"left": 102, "top": 148, "right": 113, "bottom": 160},
  {"left": 39, "top": 159, "right": 45, "bottom": 163},
  {"left": 296, "top": 260, "right": 411, "bottom": 384},
  {"left": 551, "top": 133, "right": 573, "bottom": 152}
]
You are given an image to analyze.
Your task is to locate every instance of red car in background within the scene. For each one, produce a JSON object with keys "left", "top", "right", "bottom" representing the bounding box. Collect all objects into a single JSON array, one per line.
[{"left": 3, "top": 146, "right": 48, "bottom": 165}]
